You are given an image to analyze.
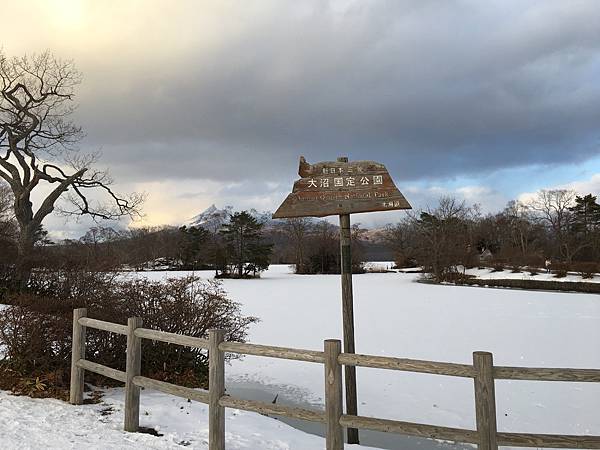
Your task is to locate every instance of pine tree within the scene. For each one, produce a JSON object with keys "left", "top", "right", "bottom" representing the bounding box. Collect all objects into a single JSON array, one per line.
[
  {"left": 219, "top": 211, "right": 273, "bottom": 278},
  {"left": 568, "top": 194, "right": 600, "bottom": 261},
  {"left": 569, "top": 194, "right": 600, "bottom": 234},
  {"left": 178, "top": 225, "right": 210, "bottom": 269}
]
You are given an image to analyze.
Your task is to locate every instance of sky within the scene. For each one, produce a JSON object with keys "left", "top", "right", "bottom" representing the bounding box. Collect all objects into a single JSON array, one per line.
[{"left": 2, "top": 0, "right": 600, "bottom": 236}]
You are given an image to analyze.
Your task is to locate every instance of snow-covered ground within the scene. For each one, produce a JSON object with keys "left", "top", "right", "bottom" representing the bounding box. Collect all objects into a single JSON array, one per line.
[
  {"left": 0, "top": 388, "right": 374, "bottom": 449},
  {"left": 464, "top": 267, "right": 600, "bottom": 283},
  {"left": 2, "top": 264, "right": 600, "bottom": 449}
]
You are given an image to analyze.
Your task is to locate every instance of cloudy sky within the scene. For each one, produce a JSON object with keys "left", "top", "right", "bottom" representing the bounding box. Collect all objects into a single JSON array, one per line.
[{"left": 3, "top": 0, "right": 600, "bottom": 236}]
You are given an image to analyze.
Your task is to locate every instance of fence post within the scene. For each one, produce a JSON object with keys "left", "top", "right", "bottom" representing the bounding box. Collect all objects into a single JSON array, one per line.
[
  {"left": 70, "top": 308, "right": 87, "bottom": 405},
  {"left": 473, "top": 351, "right": 498, "bottom": 450},
  {"left": 209, "top": 329, "right": 225, "bottom": 450},
  {"left": 125, "top": 317, "right": 143, "bottom": 432},
  {"left": 325, "top": 339, "right": 344, "bottom": 450}
]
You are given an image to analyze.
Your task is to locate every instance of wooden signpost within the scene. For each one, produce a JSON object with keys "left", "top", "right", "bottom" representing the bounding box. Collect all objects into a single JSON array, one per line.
[{"left": 273, "top": 156, "right": 411, "bottom": 444}]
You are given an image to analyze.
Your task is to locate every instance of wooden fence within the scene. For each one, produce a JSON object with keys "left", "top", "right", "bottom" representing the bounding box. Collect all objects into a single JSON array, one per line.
[{"left": 70, "top": 308, "right": 600, "bottom": 450}]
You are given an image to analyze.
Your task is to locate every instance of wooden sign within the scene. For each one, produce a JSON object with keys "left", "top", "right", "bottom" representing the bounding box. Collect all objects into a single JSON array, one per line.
[{"left": 273, "top": 156, "right": 411, "bottom": 219}]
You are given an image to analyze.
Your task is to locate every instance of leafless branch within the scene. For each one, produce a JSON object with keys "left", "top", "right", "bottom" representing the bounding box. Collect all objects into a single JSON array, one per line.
[{"left": 0, "top": 50, "right": 144, "bottom": 279}]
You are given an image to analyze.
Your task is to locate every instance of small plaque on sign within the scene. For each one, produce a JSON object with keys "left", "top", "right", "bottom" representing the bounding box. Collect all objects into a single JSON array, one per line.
[{"left": 273, "top": 156, "right": 411, "bottom": 218}]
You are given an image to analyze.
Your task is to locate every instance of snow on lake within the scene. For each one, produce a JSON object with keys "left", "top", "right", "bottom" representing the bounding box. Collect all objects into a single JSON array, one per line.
[
  {"left": 2, "top": 264, "right": 599, "bottom": 449},
  {"left": 140, "top": 265, "right": 600, "bottom": 447}
]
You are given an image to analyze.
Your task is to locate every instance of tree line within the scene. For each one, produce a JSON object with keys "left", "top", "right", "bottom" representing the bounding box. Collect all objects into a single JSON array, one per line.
[
  {"left": 0, "top": 194, "right": 371, "bottom": 277},
  {"left": 4, "top": 184, "right": 600, "bottom": 282},
  {"left": 385, "top": 190, "right": 600, "bottom": 281},
  {"left": 0, "top": 210, "right": 273, "bottom": 279}
]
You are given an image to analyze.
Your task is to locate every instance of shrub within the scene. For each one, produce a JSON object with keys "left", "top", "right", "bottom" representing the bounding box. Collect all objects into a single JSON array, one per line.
[
  {"left": 439, "top": 272, "right": 476, "bottom": 283},
  {"left": 549, "top": 262, "right": 570, "bottom": 278},
  {"left": 572, "top": 262, "right": 598, "bottom": 280},
  {"left": 0, "top": 270, "right": 258, "bottom": 398},
  {"left": 490, "top": 259, "right": 506, "bottom": 272},
  {"left": 521, "top": 254, "right": 545, "bottom": 270},
  {"left": 0, "top": 264, "right": 16, "bottom": 300}
]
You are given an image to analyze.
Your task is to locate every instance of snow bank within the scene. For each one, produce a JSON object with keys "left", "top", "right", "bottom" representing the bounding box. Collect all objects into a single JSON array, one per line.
[
  {"left": 465, "top": 267, "right": 600, "bottom": 283},
  {"left": 0, "top": 388, "right": 374, "bottom": 449}
]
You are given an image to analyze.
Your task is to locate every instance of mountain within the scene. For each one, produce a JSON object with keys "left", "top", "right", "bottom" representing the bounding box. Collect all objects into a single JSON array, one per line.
[
  {"left": 186, "top": 205, "right": 274, "bottom": 231},
  {"left": 362, "top": 227, "right": 390, "bottom": 244},
  {"left": 186, "top": 204, "right": 233, "bottom": 232},
  {"left": 185, "top": 205, "right": 394, "bottom": 261}
]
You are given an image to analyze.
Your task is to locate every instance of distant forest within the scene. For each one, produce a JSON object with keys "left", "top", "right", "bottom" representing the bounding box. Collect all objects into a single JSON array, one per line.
[{"left": 2, "top": 184, "right": 600, "bottom": 280}]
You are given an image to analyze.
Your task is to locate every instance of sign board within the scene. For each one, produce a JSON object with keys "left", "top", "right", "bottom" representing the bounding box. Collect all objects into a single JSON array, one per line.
[{"left": 273, "top": 156, "right": 411, "bottom": 218}]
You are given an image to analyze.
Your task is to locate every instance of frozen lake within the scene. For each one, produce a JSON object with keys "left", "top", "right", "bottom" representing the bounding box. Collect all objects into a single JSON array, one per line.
[{"left": 141, "top": 264, "right": 600, "bottom": 448}]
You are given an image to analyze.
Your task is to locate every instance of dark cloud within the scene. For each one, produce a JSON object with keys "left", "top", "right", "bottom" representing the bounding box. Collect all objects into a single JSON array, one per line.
[{"left": 62, "top": 1, "right": 600, "bottom": 185}]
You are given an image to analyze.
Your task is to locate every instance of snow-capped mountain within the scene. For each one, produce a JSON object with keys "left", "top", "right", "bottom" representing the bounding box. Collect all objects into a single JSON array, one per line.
[
  {"left": 186, "top": 205, "right": 274, "bottom": 231},
  {"left": 186, "top": 204, "right": 233, "bottom": 231}
]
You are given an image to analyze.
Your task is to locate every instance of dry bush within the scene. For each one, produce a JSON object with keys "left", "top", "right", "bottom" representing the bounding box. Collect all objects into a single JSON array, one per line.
[
  {"left": 0, "top": 270, "right": 258, "bottom": 397},
  {"left": 549, "top": 262, "right": 570, "bottom": 278},
  {"left": 439, "top": 272, "right": 476, "bottom": 283},
  {"left": 0, "top": 265, "right": 16, "bottom": 301},
  {"left": 572, "top": 262, "right": 598, "bottom": 280},
  {"left": 509, "top": 264, "right": 522, "bottom": 273},
  {"left": 393, "top": 252, "right": 416, "bottom": 269},
  {"left": 490, "top": 258, "right": 507, "bottom": 272},
  {"left": 521, "top": 254, "right": 545, "bottom": 270}
]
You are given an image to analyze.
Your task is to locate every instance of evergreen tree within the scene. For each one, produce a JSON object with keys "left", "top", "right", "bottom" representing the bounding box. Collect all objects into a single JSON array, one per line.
[
  {"left": 568, "top": 194, "right": 600, "bottom": 261},
  {"left": 178, "top": 225, "right": 210, "bottom": 269},
  {"left": 219, "top": 211, "right": 273, "bottom": 278},
  {"left": 569, "top": 194, "right": 600, "bottom": 234}
]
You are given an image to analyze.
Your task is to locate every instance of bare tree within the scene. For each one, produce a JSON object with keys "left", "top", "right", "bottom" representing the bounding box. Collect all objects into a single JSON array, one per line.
[
  {"left": 0, "top": 51, "right": 143, "bottom": 283},
  {"left": 383, "top": 218, "right": 416, "bottom": 267},
  {"left": 412, "top": 196, "right": 478, "bottom": 281},
  {"left": 283, "top": 218, "right": 312, "bottom": 273},
  {"left": 502, "top": 200, "right": 537, "bottom": 257},
  {"left": 350, "top": 222, "right": 367, "bottom": 269},
  {"left": 526, "top": 189, "right": 576, "bottom": 261}
]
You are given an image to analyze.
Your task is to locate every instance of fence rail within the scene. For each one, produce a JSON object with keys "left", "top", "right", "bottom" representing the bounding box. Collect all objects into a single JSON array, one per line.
[{"left": 69, "top": 308, "right": 600, "bottom": 449}]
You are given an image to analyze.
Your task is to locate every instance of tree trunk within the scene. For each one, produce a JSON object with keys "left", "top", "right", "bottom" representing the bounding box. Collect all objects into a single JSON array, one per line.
[
  {"left": 12, "top": 190, "right": 37, "bottom": 289},
  {"left": 16, "top": 227, "right": 35, "bottom": 288},
  {"left": 238, "top": 234, "right": 244, "bottom": 278}
]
